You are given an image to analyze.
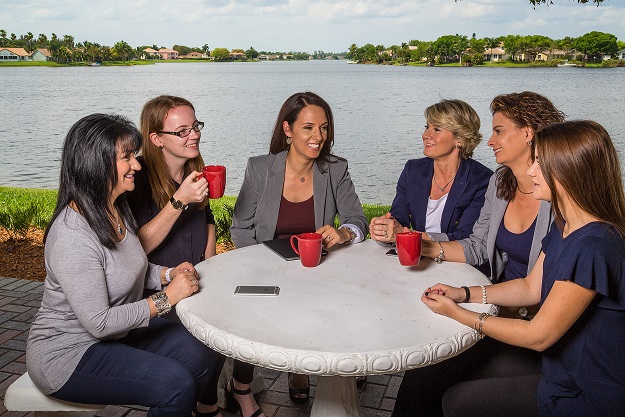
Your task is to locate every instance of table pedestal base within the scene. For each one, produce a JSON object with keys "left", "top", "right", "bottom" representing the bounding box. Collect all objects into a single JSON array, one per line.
[{"left": 311, "top": 376, "right": 364, "bottom": 417}]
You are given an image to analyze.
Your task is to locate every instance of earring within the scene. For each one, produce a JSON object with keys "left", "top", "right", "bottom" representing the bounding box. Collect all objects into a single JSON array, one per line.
[
  {"left": 455, "top": 144, "right": 462, "bottom": 148},
  {"left": 527, "top": 141, "right": 533, "bottom": 146},
  {"left": 286, "top": 137, "right": 292, "bottom": 145},
  {"left": 158, "top": 145, "right": 164, "bottom": 149}
]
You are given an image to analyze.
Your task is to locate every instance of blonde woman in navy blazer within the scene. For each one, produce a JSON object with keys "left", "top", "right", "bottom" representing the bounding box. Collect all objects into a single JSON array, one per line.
[
  {"left": 229, "top": 92, "right": 367, "bottom": 414},
  {"left": 370, "top": 99, "right": 492, "bottom": 243}
]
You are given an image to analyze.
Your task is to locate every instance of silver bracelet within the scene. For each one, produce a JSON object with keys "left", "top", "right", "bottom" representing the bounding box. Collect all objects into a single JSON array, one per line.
[
  {"left": 480, "top": 285, "right": 487, "bottom": 304},
  {"left": 165, "top": 268, "right": 173, "bottom": 283},
  {"left": 433, "top": 241, "right": 445, "bottom": 264},
  {"left": 150, "top": 291, "right": 171, "bottom": 317},
  {"left": 340, "top": 226, "right": 357, "bottom": 244}
]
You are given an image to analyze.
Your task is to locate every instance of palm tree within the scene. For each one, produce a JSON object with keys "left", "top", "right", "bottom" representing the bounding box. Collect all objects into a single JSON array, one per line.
[
  {"left": 37, "top": 33, "right": 48, "bottom": 49},
  {"left": 0, "top": 29, "right": 7, "bottom": 47},
  {"left": 23, "top": 32, "right": 34, "bottom": 52}
]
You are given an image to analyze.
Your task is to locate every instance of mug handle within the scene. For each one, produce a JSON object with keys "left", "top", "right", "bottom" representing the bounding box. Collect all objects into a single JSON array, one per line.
[{"left": 290, "top": 235, "right": 300, "bottom": 256}]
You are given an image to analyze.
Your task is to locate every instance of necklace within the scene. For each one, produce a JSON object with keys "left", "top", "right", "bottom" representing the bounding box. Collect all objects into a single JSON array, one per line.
[
  {"left": 433, "top": 171, "right": 458, "bottom": 192},
  {"left": 433, "top": 163, "right": 460, "bottom": 193},
  {"left": 114, "top": 211, "right": 123, "bottom": 235},
  {"left": 517, "top": 185, "right": 534, "bottom": 195},
  {"left": 286, "top": 159, "right": 314, "bottom": 183}
]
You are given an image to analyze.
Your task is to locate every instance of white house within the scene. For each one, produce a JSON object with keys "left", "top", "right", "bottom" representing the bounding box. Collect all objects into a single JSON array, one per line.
[
  {"left": 30, "top": 48, "right": 52, "bottom": 62},
  {"left": 0, "top": 48, "right": 30, "bottom": 61},
  {"left": 618, "top": 49, "right": 625, "bottom": 60}
]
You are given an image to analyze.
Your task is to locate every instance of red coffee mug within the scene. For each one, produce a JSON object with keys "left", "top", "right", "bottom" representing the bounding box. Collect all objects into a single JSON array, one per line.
[
  {"left": 290, "top": 232, "right": 323, "bottom": 267},
  {"left": 202, "top": 165, "right": 226, "bottom": 199},
  {"left": 396, "top": 231, "right": 422, "bottom": 266}
]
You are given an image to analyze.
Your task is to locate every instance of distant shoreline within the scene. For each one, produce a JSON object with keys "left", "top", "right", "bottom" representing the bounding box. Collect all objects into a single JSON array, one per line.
[{"left": 0, "top": 59, "right": 618, "bottom": 68}]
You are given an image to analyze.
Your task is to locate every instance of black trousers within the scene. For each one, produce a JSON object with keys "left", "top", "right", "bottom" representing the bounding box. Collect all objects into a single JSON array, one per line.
[{"left": 392, "top": 337, "right": 541, "bottom": 417}]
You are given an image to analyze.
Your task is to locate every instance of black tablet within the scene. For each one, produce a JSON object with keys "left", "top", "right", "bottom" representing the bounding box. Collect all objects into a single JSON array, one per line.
[{"left": 263, "top": 237, "right": 328, "bottom": 261}]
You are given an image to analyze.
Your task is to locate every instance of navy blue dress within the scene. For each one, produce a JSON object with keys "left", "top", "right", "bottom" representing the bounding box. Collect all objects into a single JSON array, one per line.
[{"left": 539, "top": 222, "right": 625, "bottom": 416}]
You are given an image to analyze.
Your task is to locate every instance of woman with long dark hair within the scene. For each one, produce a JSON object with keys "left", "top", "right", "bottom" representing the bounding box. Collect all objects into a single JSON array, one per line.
[
  {"left": 230, "top": 92, "right": 368, "bottom": 413},
  {"left": 421, "top": 120, "right": 625, "bottom": 416},
  {"left": 26, "top": 113, "right": 219, "bottom": 416}
]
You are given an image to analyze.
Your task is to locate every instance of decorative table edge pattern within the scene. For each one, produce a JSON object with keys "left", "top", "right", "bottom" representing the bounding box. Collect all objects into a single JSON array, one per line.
[{"left": 177, "top": 301, "right": 499, "bottom": 376}]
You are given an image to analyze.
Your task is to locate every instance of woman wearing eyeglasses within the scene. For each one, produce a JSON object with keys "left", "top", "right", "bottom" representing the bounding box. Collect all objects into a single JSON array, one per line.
[
  {"left": 128, "top": 95, "right": 216, "bottom": 269},
  {"left": 127, "top": 95, "right": 222, "bottom": 416}
]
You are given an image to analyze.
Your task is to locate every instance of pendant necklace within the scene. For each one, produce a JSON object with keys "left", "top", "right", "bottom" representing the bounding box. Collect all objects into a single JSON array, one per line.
[
  {"left": 433, "top": 175, "right": 455, "bottom": 192},
  {"left": 286, "top": 159, "right": 314, "bottom": 183},
  {"left": 517, "top": 185, "right": 534, "bottom": 195},
  {"left": 433, "top": 165, "right": 459, "bottom": 193},
  {"left": 114, "top": 211, "right": 123, "bottom": 235}
]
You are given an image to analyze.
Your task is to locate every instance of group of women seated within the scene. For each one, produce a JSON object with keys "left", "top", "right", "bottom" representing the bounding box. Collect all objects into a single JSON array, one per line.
[{"left": 25, "top": 89, "right": 624, "bottom": 417}]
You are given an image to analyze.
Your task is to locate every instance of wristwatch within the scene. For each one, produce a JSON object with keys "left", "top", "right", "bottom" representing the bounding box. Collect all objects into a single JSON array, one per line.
[
  {"left": 341, "top": 227, "right": 357, "bottom": 244},
  {"left": 169, "top": 196, "right": 188, "bottom": 211},
  {"left": 150, "top": 291, "right": 171, "bottom": 317}
]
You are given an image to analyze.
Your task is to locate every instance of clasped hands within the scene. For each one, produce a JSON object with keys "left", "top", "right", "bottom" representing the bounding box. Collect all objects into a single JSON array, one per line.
[
  {"left": 422, "top": 284, "right": 466, "bottom": 317},
  {"left": 369, "top": 212, "right": 407, "bottom": 243},
  {"left": 163, "top": 262, "right": 200, "bottom": 306}
]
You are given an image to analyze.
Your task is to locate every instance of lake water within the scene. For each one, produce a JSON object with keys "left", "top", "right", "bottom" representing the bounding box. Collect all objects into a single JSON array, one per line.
[{"left": 1, "top": 60, "right": 624, "bottom": 205}]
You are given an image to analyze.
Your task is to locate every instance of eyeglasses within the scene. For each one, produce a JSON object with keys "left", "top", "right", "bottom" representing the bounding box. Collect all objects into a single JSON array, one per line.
[{"left": 156, "top": 122, "right": 204, "bottom": 138}]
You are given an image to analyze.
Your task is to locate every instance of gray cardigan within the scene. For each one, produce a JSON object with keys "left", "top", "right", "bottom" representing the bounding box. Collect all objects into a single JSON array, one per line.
[
  {"left": 231, "top": 151, "right": 368, "bottom": 248},
  {"left": 26, "top": 208, "right": 163, "bottom": 394},
  {"left": 458, "top": 174, "right": 553, "bottom": 281}
]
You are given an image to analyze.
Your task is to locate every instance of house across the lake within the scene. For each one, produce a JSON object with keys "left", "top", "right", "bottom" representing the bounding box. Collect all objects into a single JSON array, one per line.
[{"left": 0, "top": 48, "right": 30, "bottom": 61}]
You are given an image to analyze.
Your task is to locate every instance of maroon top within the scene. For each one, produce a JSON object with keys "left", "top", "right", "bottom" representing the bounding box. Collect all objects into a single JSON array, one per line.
[{"left": 274, "top": 195, "right": 315, "bottom": 239}]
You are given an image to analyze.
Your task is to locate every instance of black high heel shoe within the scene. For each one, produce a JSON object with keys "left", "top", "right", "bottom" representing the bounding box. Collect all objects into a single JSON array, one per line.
[
  {"left": 224, "top": 378, "right": 264, "bottom": 417},
  {"left": 288, "top": 373, "right": 310, "bottom": 404}
]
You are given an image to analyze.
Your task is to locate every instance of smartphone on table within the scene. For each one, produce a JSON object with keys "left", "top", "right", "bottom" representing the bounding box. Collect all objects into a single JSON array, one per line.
[{"left": 234, "top": 285, "right": 280, "bottom": 296}]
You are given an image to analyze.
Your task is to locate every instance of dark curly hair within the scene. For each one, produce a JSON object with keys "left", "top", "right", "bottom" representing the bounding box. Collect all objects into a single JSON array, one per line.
[{"left": 491, "top": 91, "right": 565, "bottom": 201}]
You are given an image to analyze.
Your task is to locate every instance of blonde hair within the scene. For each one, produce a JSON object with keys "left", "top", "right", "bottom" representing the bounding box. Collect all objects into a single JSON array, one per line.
[
  {"left": 424, "top": 99, "right": 482, "bottom": 159},
  {"left": 140, "top": 95, "right": 206, "bottom": 209}
]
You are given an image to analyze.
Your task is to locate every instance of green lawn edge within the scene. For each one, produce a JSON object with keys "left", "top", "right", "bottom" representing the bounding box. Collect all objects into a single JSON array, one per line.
[{"left": 0, "top": 186, "right": 389, "bottom": 243}]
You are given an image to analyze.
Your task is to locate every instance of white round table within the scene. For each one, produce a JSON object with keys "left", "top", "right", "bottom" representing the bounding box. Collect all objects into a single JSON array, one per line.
[{"left": 177, "top": 239, "right": 496, "bottom": 417}]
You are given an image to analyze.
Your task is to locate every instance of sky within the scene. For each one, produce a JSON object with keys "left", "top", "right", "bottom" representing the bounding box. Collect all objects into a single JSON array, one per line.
[{"left": 2, "top": 0, "right": 624, "bottom": 53}]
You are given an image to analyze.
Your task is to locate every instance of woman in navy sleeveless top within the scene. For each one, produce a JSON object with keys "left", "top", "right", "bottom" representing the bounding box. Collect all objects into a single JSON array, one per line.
[{"left": 421, "top": 120, "right": 625, "bottom": 417}]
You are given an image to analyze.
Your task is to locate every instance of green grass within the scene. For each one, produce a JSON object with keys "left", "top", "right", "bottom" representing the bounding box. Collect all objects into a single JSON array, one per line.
[{"left": 0, "top": 186, "right": 389, "bottom": 242}]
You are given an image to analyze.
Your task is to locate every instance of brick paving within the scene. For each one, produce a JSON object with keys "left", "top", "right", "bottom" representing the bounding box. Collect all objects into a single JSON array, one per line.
[{"left": 0, "top": 276, "right": 399, "bottom": 416}]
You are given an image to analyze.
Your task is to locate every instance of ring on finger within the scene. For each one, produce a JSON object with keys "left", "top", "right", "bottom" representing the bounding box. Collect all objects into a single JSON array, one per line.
[
  {"left": 384, "top": 230, "right": 388, "bottom": 238},
  {"left": 325, "top": 235, "right": 331, "bottom": 240}
]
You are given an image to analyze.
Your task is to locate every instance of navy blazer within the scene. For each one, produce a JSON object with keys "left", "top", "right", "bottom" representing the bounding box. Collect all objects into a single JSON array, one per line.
[{"left": 390, "top": 157, "right": 492, "bottom": 241}]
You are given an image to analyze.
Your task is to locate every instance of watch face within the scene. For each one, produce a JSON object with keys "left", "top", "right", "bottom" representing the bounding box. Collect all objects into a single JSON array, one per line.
[{"left": 170, "top": 197, "right": 186, "bottom": 210}]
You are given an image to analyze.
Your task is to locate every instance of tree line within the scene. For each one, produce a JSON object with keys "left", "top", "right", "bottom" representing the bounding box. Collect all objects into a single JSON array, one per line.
[
  {"left": 348, "top": 31, "right": 623, "bottom": 65},
  {"left": 0, "top": 30, "right": 344, "bottom": 63}
]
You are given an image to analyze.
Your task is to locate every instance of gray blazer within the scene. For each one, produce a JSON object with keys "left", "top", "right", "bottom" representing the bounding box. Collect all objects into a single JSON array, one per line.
[
  {"left": 231, "top": 151, "right": 368, "bottom": 248},
  {"left": 458, "top": 174, "right": 552, "bottom": 282}
]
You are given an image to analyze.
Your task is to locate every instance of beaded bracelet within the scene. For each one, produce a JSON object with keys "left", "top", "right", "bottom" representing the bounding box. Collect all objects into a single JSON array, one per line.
[
  {"left": 480, "top": 285, "right": 487, "bottom": 304},
  {"left": 433, "top": 241, "right": 445, "bottom": 264}
]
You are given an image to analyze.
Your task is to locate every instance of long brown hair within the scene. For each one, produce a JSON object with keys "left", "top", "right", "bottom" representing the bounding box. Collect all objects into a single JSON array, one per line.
[
  {"left": 140, "top": 95, "right": 206, "bottom": 209},
  {"left": 269, "top": 92, "right": 342, "bottom": 165},
  {"left": 536, "top": 120, "right": 625, "bottom": 237},
  {"left": 491, "top": 91, "right": 565, "bottom": 201}
]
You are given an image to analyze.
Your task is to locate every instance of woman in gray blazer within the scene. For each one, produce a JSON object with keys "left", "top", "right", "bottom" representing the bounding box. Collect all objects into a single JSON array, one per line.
[
  {"left": 229, "top": 92, "right": 368, "bottom": 413},
  {"left": 393, "top": 91, "right": 566, "bottom": 417}
]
